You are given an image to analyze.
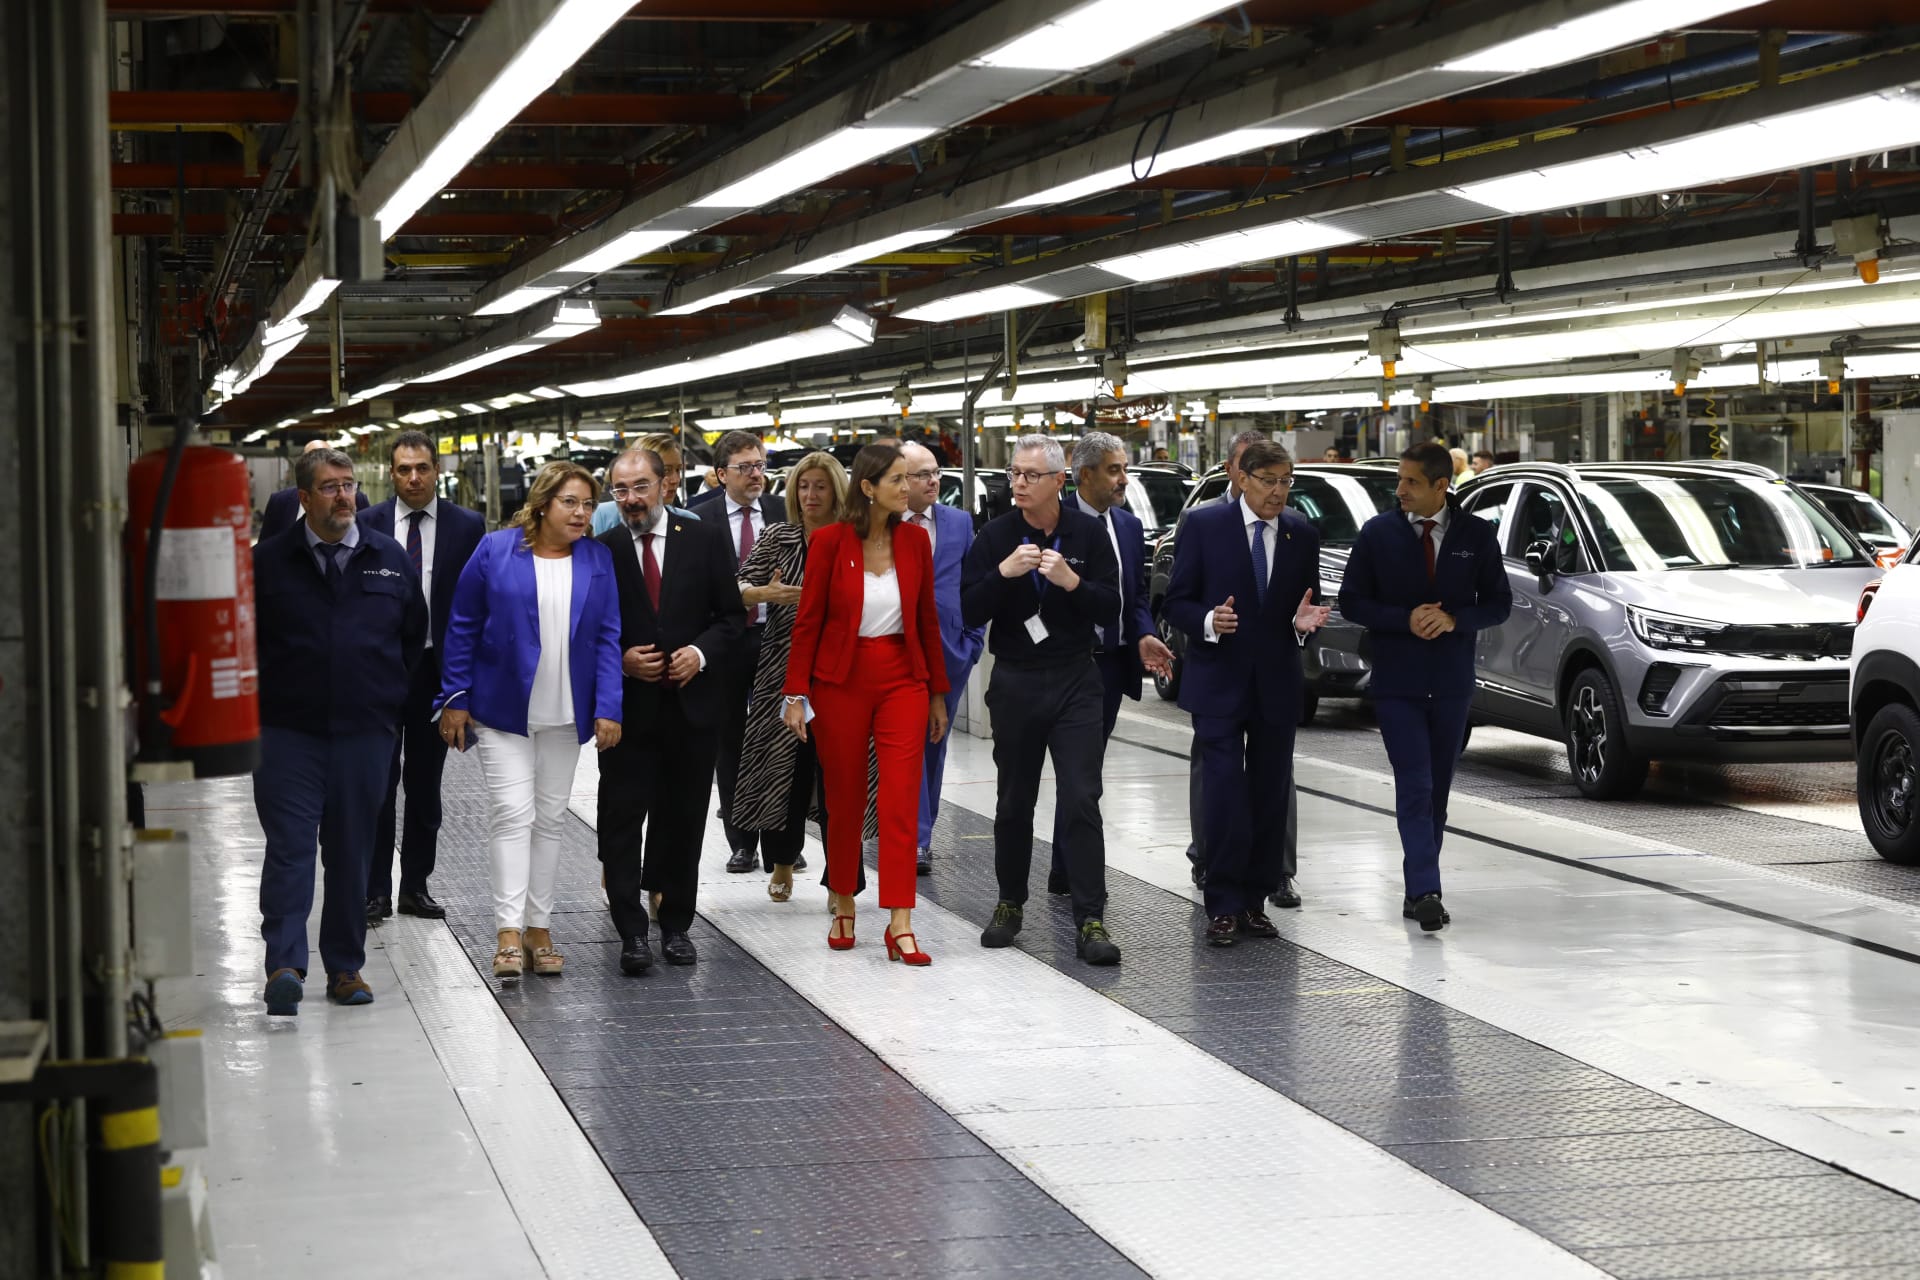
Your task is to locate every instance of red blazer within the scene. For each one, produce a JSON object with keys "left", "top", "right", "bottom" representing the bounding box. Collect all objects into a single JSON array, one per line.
[{"left": 783, "top": 519, "right": 949, "bottom": 695}]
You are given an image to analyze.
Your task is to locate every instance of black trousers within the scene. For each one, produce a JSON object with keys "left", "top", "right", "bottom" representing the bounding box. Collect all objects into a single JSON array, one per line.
[
  {"left": 1050, "top": 648, "right": 1129, "bottom": 877},
  {"left": 986, "top": 657, "right": 1107, "bottom": 925},
  {"left": 760, "top": 737, "right": 817, "bottom": 866},
  {"left": 716, "top": 627, "right": 763, "bottom": 855},
  {"left": 372, "top": 647, "right": 448, "bottom": 899},
  {"left": 599, "top": 699, "right": 719, "bottom": 938},
  {"left": 1194, "top": 709, "right": 1296, "bottom": 918},
  {"left": 1185, "top": 731, "right": 1297, "bottom": 879}
]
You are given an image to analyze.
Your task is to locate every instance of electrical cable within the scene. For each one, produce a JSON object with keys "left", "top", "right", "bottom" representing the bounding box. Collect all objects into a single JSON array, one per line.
[{"left": 1705, "top": 391, "right": 1727, "bottom": 459}]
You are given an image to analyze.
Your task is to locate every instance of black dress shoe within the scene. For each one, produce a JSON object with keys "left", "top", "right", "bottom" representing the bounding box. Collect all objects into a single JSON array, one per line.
[
  {"left": 791, "top": 852, "right": 808, "bottom": 872},
  {"left": 1205, "top": 915, "right": 1238, "bottom": 947},
  {"left": 660, "top": 931, "right": 698, "bottom": 965},
  {"left": 1268, "top": 876, "right": 1301, "bottom": 909},
  {"left": 365, "top": 896, "right": 392, "bottom": 926},
  {"left": 1403, "top": 893, "right": 1450, "bottom": 931},
  {"left": 396, "top": 890, "right": 446, "bottom": 920},
  {"left": 1187, "top": 852, "right": 1207, "bottom": 890},
  {"left": 1046, "top": 869, "right": 1070, "bottom": 895},
  {"left": 725, "top": 847, "right": 757, "bottom": 874},
  {"left": 1237, "top": 910, "right": 1280, "bottom": 939},
  {"left": 916, "top": 846, "right": 932, "bottom": 875},
  {"left": 619, "top": 936, "right": 653, "bottom": 975}
]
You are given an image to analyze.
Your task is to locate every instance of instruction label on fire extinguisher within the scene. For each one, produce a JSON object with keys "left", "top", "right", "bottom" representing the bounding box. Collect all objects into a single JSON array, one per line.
[{"left": 156, "top": 527, "right": 240, "bottom": 601}]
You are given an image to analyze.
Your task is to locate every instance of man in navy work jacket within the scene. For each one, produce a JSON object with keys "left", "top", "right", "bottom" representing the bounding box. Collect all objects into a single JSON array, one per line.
[
  {"left": 1337, "top": 442, "right": 1511, "bottom": 931},
  {"left": 1048, "top": 431, "right": 1173, "bottom": 896},
  {"left": 252, "top": 447, "right": 426, "bottom": 1015},
  {"left": 360, "top": 430, "right": 485, "bottom": 925},
  {"left": 1163, "top": 440, "right": 1331, "bottom": 948}
]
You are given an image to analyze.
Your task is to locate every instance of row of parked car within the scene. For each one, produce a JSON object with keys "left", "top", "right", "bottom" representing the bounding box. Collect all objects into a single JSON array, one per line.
[{"left": 1141, "top": 456, "right": 1920, "bottom": 867}]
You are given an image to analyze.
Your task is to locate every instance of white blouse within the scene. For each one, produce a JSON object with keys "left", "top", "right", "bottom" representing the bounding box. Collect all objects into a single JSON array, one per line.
[
  {"left": 527, "top": 554, "right": 575, "bottom": 728},
  {"left": 858, "top": 566, "right": 904, "bottom": 637}
]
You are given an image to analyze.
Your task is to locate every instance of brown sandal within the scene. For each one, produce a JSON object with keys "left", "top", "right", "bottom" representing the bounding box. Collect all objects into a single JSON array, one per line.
[
  {"left": 768, "top": 867, "right": 793, "bottom": 902},
  {"left": 525, "top": 929, "right": 563, "bottom": 975},
  {"left": 492, "top": 930, "right": 524, "bottom": 978}
]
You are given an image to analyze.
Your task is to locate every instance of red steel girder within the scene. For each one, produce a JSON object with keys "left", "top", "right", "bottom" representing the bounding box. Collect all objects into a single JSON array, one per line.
[
  {"left": 108, "top": 0, "right": 947, "bottom": 18},
  {"left": 112, "top": 161, "right": 656, "bottom": 190}
]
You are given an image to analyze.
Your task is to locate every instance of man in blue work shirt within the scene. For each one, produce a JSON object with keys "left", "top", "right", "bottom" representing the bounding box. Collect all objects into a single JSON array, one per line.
[
  {"left": 1337, "top": 443, "right": 1511, "bottom": 931},
  {"left": 252, "top": 447, "right": 426, "bottom": 1014}
]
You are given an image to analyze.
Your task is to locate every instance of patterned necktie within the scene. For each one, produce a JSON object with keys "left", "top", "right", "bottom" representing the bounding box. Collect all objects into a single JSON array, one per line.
[
  {"left": 1249, "top": 518, "right": 1268, "bottom": 607},
  {"left": 736, "top": 504, "right": 755, "bottom": 565},
  {"left": 640, "top": 531, "right": 662, "bottom": 612},
  {"left": 406, "top": 508, "right": 425, "bottom": 579},
  {"left": 1419, "top": 519, "right": 1437, "bottom": 582}
]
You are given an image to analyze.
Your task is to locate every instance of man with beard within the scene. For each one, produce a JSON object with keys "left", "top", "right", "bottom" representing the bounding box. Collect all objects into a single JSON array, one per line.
[
  {"left": 253, "top": 448, "right": 425, "bottom": 1014},
  {"left": 597, "top": 447, "right": 745, "bottom": 970}
]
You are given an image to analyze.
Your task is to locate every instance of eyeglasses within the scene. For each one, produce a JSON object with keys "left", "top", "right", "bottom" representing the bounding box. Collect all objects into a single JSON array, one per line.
[
  {"left": 903, "top": 469, "right": 939, "bottom": 482},
  {"left": 609, "top": 482, "right": 656, "bottom": 499},
  {"left": 549, "top": 496, "right": 593, "bottom": 513},
  {"left": 313, "top": 480, "right": 359, "bottom": 498},
  {"left": 1007, "top": 467, "right": 1063, "bottom": 485},
  {"left": 724, "top": 461, "right": 768, "bottom": 476},
  {"left": 1243, "top": 471, "right": 1294, "bottom": 490}
]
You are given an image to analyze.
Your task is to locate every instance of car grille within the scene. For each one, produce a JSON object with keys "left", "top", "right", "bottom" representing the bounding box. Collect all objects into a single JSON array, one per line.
[
  {"left": 1687, "top": 674, "right": 1849, "bottom": 734},
  {"left": 1712, "top": 622, "right": 1854, "bottom": 658},
  {"left": 1709, "top": 701, "right": 1849, "bottom": 728}
]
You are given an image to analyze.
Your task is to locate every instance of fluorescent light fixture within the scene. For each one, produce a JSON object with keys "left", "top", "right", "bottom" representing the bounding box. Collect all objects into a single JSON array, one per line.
[
  {"left": 489, "top": 392, "right": 537, "bottom": 409},
  {"left": 1104, "top": 218, "right": 1361, "bottom": 284},
  {"left": 971, "top": 0, "right": 1239, "bottom": 72},
  {"left": 563, "top": 228, "right": 688, "bottom": 275},
  {"left": 400, "top": 408, "right": 458, "bottom": 425},
  {"left": 284, "top": 275, "right": 341, "bottom": 321},
  {"left": 1456, "top": 89, "right": 1920, "bottom": 213},
  {"left": 473, "top": 285, "right": 567, "bottom": 318},
  {"left": 1440, "top": 0, "right": 1750, "bottom": 73},
  {"left": 460, "top": 402, "right": 490, "bottom": 414},
  {"left": 690, "top": 126, "right": 936, "bottom": 211},
  {"left": 1007, "top": 126, "right": 1311, "bottom": 208},
  {"left": 262, "top": 316, "right": 309, "bottom": 348},
  {"left": 243, "top": 429, "right": 269, "bottom": 443},
  {"left": 781, "top": 230, "right": 952, "bottom": 276},
  {"left": 899, "top": 283, "right": 1058, "bottom": 323},
  {"left": 404, "top": 299, "right": 600, "bottom": 385},
  {"left": 559, "top": 307, "right": 876, "bottom": 399},
  {"left": 657, "top": 285, "right": 772, "bottom": 317},
  {"left": 701, "top": 390, "right": 968, "bottom": 431},
  {"left": 370, "top": 0, "right": 635, "bottom": 239},
  {"left": 529, "top": 386, "right": 567, "bottom": 399},
  {"left": 348, "top": 381, "right": 405, "bottom": 405}
]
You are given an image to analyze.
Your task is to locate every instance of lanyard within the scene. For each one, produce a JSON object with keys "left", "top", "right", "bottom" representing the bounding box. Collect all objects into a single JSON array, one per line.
[{"left": 1023, "top": 533, "right": 1062, "bottom": 601}]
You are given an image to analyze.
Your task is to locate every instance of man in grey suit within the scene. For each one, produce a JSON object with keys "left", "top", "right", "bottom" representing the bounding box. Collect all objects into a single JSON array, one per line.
[{"left": 1182, "top": 431, "right": 1301, "bottom": 910}]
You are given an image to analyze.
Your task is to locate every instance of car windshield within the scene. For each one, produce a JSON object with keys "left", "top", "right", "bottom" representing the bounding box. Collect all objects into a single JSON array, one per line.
[
  {"left": 1131, "top": 469, "right": 1190, "bottom": 530},
  {"left": 1575, "top": 474, "right": 1871, "bottom": 571},
  {"left": 1814, "top": 489, "right": 1906, "bottom": 546}
]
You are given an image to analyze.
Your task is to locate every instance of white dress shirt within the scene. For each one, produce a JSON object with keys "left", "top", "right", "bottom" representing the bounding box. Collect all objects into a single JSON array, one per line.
[
  {"left": 399, "top": 496, "right": 438, "bottom": 646},
  {"left": 1408, "top": 504, "right": 1449, "bottom": 554},
  {"left": 1203, "top": 496, "right": 1276, "bottom": 643},
  {"left": 729, "top": 498, "right": 768, "bottom": 624},
  {"left": 632, "top": 506, "right": 706, "bottom": 672},
  {"left": 858, "top": 568, "right": 904, "bottom": 637},
  {"left": 1079, "top": 497, "right": 1126, "bottom": 647},
  {"left": 527, "top": 555, "right": 575, "bottom": 728}
]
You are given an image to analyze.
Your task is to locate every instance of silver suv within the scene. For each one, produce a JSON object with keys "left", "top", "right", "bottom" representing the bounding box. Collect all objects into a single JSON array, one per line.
[{"left": 1453, "top": 461, "right": 1878, "bottom": 799}]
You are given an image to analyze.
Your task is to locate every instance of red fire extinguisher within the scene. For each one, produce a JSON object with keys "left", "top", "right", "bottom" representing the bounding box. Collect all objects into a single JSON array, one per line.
[{"left": 126, "top": 442, "right": 260, "bottom": 777}]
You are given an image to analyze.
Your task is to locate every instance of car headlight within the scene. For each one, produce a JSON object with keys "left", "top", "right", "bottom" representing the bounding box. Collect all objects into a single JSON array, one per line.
[{"left": 1626, "top": 606, "right": 1727, "bottom": 650}]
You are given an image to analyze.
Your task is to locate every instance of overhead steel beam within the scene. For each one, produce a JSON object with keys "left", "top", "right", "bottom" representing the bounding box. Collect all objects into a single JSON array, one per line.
[{"left": 112, "top": 160, "right": 653, "bottom": 189}]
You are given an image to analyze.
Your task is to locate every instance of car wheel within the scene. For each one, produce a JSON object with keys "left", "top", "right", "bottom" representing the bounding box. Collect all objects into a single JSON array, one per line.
[
  {"left": 1858, "top": 702, "right": 1920, "bottom": 865},
  {"left": 1563, "top": 667, "right": 1648, "bottom": 800},
  {"left": 1153, "top": 616, "right": 1182, "bottom": 702},
  {"left": 1299, "top": 692, "right": 1319, "bottom": 726}
]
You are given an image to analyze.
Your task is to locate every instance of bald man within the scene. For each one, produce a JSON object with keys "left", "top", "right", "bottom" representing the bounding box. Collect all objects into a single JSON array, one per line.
[{"left": 262, "top": 439, "right": 367, "bottom": 540}]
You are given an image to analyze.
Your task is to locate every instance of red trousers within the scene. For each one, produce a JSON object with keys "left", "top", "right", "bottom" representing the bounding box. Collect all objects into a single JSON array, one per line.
[{"left": 811, "top": 636, "right": 929, "bottom": 908}]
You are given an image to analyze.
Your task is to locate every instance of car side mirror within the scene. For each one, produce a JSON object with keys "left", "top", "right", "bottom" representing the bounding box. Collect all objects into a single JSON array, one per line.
[{"left": 1524, "top": 539, "right": 1555, "bottom": 590}]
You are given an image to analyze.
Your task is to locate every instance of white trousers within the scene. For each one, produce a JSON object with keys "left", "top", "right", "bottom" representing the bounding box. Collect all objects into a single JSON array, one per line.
[{"left": 473, "top": 722, "right": 578, "bottom": 934}]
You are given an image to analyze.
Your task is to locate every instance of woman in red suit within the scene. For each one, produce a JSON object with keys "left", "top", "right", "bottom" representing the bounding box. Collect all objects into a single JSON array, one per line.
[{"left": 783, "top": 445, "right": 949, "bottom": 963}]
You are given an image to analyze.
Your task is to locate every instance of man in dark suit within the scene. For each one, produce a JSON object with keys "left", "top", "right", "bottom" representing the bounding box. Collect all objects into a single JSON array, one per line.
[
  {"left": 1163, "top": 441, "right": 1331, "bottom": 948},
  {"left": 360, "top": 430, "right": 485, "bottom": 924},
  {"left": 689, "top": 430, "right": 789, "bottom": 875},
  {"left": 598, "top": 446, "right": 747, "bottom": 970},
  {"left": 253, "top": 448, "right": 425, "bottom": 1014},
  {"left": 1337, "top": 443, "right": 1510, "bottom": 931},
  {"left": 900, "top": 441, "right": 983, "bottom": 874},
  {"left": 1047, "top": 431, "right": 1172, "bottom": 894},
  {"left": 261, "top": 439, "right": 367, "bottom": 540}
]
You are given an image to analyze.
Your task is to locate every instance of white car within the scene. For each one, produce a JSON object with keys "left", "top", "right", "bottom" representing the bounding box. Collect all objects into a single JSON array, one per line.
[{"left": 1850, "top": 549, "right": 1920, "bottom": 864}]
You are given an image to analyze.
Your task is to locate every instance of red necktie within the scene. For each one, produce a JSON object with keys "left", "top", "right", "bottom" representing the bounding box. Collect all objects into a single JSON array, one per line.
[
  {"left": 736, "top": 505, "right": 755, "bottom": 565},
  {"left": 1419, "top": 519, "right": 1437, "bottom": 582},
  {"left": 640, "top": 532, "right": 662, "bottom": 612}
]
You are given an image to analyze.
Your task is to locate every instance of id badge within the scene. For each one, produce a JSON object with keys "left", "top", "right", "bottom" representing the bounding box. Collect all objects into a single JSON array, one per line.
[{"left": 1024, "top": 614, "right": 1050, "bottom": 644}]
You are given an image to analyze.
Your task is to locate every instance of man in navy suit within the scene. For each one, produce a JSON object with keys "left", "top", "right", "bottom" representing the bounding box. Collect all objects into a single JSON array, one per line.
[
  {"left": 899, "top": 441, "right": 984, "bottom": 874},
  {"left": 1163, "top": 441, "right": 1331, "bottom": 948},
  {"left": 1337, "top": 443, "right": 1511, "bottom": 931},
  {"left": 690, "top": 431, "right": 790, "bottom": 874},
  {"left": 360, "top": 431, "right": 486, "bottom": 923},
  {"left": 1047, "top": 431, "right": 1173, "bottom": 894},
  {"left": 261, "top": 439, "right": 367, "bottom": 540}
]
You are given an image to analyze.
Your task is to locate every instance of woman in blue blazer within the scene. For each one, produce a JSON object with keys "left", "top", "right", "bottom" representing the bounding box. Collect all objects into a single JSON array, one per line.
[{"left": 438, "top": 462, "right": 623, "bottom": 980}]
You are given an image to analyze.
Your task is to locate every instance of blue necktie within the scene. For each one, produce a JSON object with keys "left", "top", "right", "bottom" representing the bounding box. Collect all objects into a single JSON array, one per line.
[
  {"left": 406, "top": 508, "right": 425, "bottom": 578},
  {"left": 1249, "top": 519, "right": 1268, "bottom": 607},
  {"left": 324, "top": 543, "right": 345, "bottom": 585}
]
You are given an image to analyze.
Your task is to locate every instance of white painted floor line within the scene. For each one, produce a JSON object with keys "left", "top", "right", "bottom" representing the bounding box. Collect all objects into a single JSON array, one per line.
[
  {"left": 947, "top": 728, "right": 1920, "bottom": 1202},
  {"left": 384, "top": 921, "right": 678, "bottom": 1280},
  {"left": 565, "top": 753, "right": 1607, "bottom": 1280}
]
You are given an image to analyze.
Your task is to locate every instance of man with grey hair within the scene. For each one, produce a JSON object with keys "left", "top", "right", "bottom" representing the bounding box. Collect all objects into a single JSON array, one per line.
[
  {"left": 1044, "top": 431, "right": 1172, "bottom": 897},
  {"left": 252, "top": 446, "right": 425, "bottom": 1014},
  {"left": 961, "top": 435, "right": 1124, "bottom": 965}
]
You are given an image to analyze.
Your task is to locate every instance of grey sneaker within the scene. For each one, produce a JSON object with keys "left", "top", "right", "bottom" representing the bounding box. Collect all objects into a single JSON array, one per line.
[
  {"left": 1075, "top": 919, "right": 1121, "bottom": 966},
  {"left": 980, "top": 901, "right": 1024, "bottom": 948}
]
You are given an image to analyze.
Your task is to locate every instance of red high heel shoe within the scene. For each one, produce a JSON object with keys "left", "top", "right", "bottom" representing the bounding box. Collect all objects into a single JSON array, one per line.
[
  {"left": 828, "top": 915, "right": 856, "bottom": 951},
  {"left": 885, "top": 928, "right": 932, "bottom": 966}
]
